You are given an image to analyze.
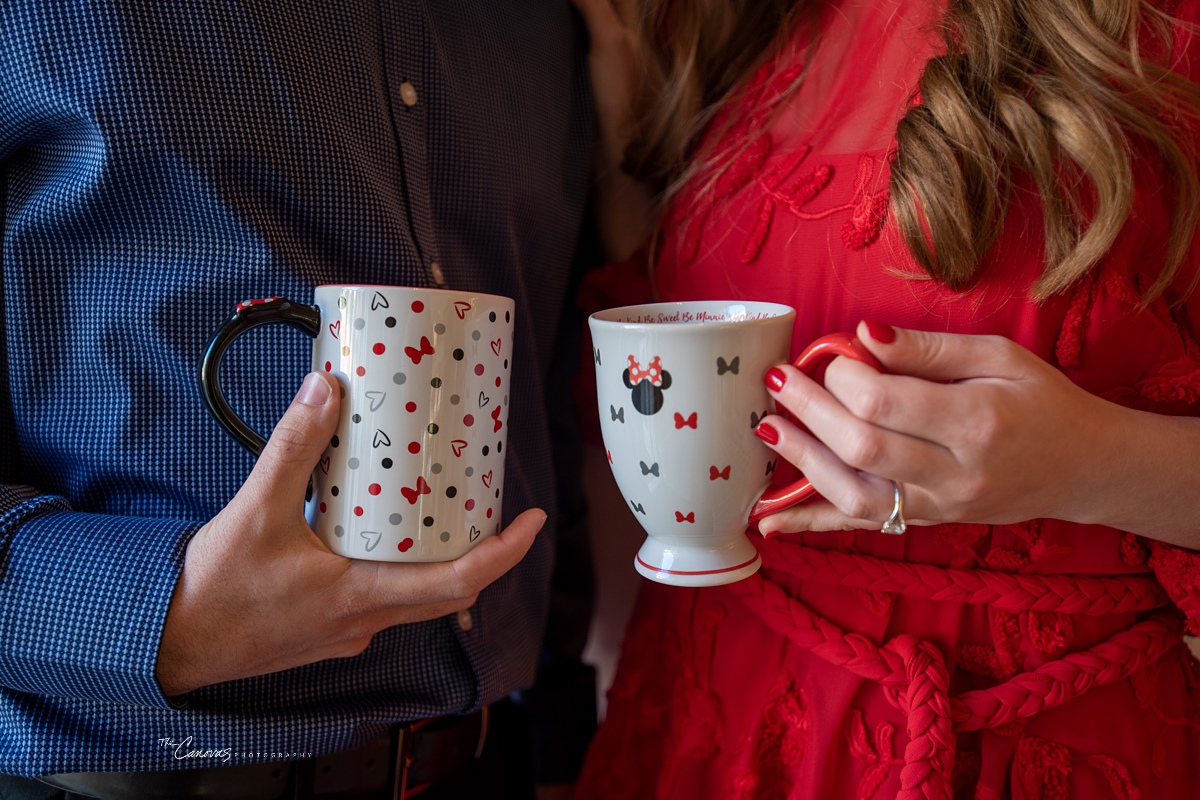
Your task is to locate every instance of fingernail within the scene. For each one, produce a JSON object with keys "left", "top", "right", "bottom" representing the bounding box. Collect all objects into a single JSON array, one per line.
[
  {"left": 764, "top": 367, "right": 787, "bottom": 393},
  {"left": 863, "top": 320, "right": 896, "bottom": 344},
  {"left": 755, "top": 422, "right": 779, "bottom": 445},
  {"left": 297, "top": 372, "right": 331, "bottom": 406}
]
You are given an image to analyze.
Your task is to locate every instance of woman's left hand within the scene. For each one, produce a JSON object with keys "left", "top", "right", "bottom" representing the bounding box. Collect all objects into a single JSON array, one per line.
[{"left": 754, "top": 321, "right": 1127, "bottom": 536}]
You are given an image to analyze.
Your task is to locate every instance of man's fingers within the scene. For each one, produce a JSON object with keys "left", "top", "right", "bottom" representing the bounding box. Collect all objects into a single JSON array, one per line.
[
  {"left": 246, "top": 372, "right": 341, "bottom": 503},
  {"left": 356, "top": 508, "right": 546, "bottom": 613}
]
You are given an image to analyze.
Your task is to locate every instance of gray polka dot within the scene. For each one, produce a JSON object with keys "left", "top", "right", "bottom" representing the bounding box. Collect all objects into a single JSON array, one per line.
[
  {"left": 465, "top": 466, "right": 474, "bottom": 477},
  {"left": 440, "top": 531, "right": 451, "bottom": 542},
  {"left": 334, "top": 525, "right": 345, "bottom": 538},
  {"left": 389, "top": 513, "right": 402, "bottom": 525},
  {"left": 450, "top": 394, "right": 460, "bottom": 405},
  {"left": 393, "top": 372, "right": 407, "bottom": 385},
  {"left": 471, "top": 330, "right": 481, "bottom": 341},
  {"left": 354, "top": 317, "right": 366, "bottom": 330},
  {"left": 434, "top": 323, "right": 446, "bottom": 335},
  {"left": 431, "top": 463, "right": 443, "bottom": 474},
  {"left": 347, "top": 457, "right": 360, "bottom": 469}
]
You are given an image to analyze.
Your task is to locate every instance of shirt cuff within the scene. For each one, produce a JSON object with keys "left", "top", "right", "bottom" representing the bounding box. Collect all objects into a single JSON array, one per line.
[{"left": 0, "top": 508, "right": 196, "bottom": 708}]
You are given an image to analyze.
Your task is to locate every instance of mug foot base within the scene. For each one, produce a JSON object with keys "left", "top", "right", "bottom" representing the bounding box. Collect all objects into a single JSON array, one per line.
[{"left": 633, "top": 535, "right": 762, "bottom": 587}]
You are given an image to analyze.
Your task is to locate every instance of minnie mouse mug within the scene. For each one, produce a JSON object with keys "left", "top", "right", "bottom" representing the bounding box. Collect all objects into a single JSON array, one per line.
[
  {"left": 589, "top": 301, "right": 880, "bottom": 586},
  {"left": 201, "top": 285, "right": 514, "bottom": 562}
]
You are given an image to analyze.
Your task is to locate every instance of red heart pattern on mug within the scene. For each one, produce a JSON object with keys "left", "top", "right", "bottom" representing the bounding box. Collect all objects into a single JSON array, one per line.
[{"left": 310, "top": 288, "right": 512, "bottom": 561}]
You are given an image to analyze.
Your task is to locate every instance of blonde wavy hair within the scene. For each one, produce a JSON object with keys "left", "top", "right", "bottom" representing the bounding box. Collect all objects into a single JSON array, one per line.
[{"left": 626, "top": 0, "right": 1200, "bottom": 301}]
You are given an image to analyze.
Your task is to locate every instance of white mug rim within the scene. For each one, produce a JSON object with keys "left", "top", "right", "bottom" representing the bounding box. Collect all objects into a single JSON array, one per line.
[
  {"left": 590, "top": 301, "right": 795, "bottom": 334},
  {"left": 315, "top": 284, "right": 514, "bottom": 305}
]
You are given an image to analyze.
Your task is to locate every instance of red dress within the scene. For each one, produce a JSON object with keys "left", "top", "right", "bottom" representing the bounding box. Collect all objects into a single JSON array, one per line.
[{"left": 576, "top": 1, "right": 1200, "bottom": 798}]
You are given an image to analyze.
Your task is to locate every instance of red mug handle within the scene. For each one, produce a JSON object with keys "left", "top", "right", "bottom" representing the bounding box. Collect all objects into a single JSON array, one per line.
[{"left": 747, "top": 332, "right": 883, "bottom": 525}]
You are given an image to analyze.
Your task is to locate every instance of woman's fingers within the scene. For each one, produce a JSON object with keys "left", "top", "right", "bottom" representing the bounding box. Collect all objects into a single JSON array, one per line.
[
  {"left": 854, "top": 321, "right": 1035, "bottom": 382},
  {"left": 754, "top": 416, "right": 935, "bottom": 535},
  {"left": 765, "top": 365, "right": 956, "bottom": 485}
]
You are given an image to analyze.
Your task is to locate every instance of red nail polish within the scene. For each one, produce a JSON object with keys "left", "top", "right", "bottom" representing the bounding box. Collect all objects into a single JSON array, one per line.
[
  {"left": 863, "top": 320, "right": 896, "bottom": 344},
  {"left": 764, "top": 367, "right": 787, "bottom": 393},
  {"left": 755, "top": 421, "right": 779, "bottom": 445}
]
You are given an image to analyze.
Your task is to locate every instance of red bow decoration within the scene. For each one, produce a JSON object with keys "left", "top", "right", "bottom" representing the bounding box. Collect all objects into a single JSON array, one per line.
[
  {"left": 675, "top": 511, "right": 695, "bottom": 523},
  {"left": 710, "top": 465, "right": 730, "bottom": 481},
  {"left": 674, "top": 412, "right": 698, "bottom": 429},
  {"left": 400, "top": 476, "right": 432, "bottom": 505},
  {"left": 627, "top": 354, "right": 664, "bottom": 386},
  {"left": 404, "top": 336, "right": 435, "bottom": 364}
]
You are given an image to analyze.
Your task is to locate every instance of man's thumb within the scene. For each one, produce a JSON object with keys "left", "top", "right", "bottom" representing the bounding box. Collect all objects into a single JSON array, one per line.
[{"left": 249, "top": 372, "right": 341, "bottom": 501}]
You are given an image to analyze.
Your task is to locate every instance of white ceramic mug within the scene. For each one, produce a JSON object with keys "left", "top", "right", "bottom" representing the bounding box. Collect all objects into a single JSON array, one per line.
[
  {"left": 201, "top": 285, "right": 514, "bottom": 562},
  {"left": 589, "top": 300, "right": 880, "bottom": 586}
]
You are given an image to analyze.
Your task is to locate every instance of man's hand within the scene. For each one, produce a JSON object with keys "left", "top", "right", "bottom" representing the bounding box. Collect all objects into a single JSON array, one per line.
[{"left": 157, "top": 372, "right": 544, "bottom": 696}]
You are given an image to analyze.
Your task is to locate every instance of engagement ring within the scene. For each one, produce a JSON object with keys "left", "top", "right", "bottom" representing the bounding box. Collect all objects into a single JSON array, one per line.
[{"left": 881, "top": 480, "right": 907, "bottom": 535}]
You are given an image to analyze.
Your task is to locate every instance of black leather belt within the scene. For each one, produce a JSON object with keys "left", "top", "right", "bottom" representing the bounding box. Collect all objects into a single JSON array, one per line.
[{"left": 38, "top": 707, "right": 489, "bottom": 800}]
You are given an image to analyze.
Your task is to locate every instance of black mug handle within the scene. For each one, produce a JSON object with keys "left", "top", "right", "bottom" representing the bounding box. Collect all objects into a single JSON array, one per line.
[{"left": 199, "top": 296, "right": 322, "bottom": 457}]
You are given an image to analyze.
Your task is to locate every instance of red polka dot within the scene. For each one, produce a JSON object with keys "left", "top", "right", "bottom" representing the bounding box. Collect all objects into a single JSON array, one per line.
[
  {"left": 355, "top": 366, "right": 366, "bottom": 376},
  {"left": 465, "top": 499, "right": 476, "bottom": 511},
  {"left": 463, "top": 414, "right": 474, "bottom": 426},
  {"left": 411, "top": 301, "right": 424, "bottom": 313},
  {"left": 368, "top": 483, "right": 381, "bottom": 496},
  {"left": 372, "top": 342, "right": 386, "bottom": 355},
  {"left": 398, "top": 538, "right": 414, "bottom": 552},
  {"left": 495, "top": 376, "right": 501, "bottom": 387},
  {"left": 486, "top": 508, "right": 493, "bottom": 519},
  {"left": 408, "top": 441, "right": 421, "bottom": 454},
  {"left": 324, "top": 361, "right": 332, "bottom": 372},
  {"left": 319, "top": 502, "right": 327, "bottom": 513},
  {"left": 354, "top": 506, "right": 364, "bottom": 516},
  {"left": 474, "top": 364, "right": 485, "bottom": 376},
  {"left": 406, "top": 401, "right": 417, "bottom": 413}
]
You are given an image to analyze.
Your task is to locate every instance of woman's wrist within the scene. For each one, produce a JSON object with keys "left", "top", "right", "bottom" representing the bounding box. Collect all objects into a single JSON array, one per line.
[{"left": 1071, "top": 399, "right": 1200, "bottom": 546}]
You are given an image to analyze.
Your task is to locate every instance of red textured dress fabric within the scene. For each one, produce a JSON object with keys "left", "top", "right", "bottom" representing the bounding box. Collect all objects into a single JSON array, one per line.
[{"left": 575, "top": 1, "right": 1200, "bottom": 798}]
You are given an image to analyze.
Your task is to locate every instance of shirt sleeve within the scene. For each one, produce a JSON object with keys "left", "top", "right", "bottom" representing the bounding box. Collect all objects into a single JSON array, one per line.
[{"left": 0, "top": 484, "right": 197, "bottom": 708}]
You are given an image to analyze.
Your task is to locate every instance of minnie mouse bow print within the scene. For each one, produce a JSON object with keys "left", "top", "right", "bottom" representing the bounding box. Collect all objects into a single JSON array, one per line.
[{"left": 623, "top": 355, "right": 672, "bottom": 415}]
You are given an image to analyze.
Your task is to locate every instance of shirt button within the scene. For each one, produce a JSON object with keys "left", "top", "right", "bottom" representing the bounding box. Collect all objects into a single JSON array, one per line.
[
  {"left": 430, "top": 261, "right": 445, "bottom": 285},
  {"left": 399, "top": 82, "right": 418, "bottom": 107},
  {"left": 456, "top": 608, "right": 473, "bottom": 631}
]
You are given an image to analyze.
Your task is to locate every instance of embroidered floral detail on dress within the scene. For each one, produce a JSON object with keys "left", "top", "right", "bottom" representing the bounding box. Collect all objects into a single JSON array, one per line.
[
  {"left": 1147, "top": 542, "right": 1200, "bottom": 634},
  {"left": 656, "top": 596, "right": 729, "bottom": 799},
  {"left": 1014, "top": 735, "right": 1072, "bottom": 800},
  {"left": 1119, "top": 533, "right": 1150, "bottom": 566},
  {"left": 956, "top": 608, "right": 1022, "bottom": 680},
  {"left": 1086, "top": 753, "right": 1144, "bottom": 800},
  {"left": 1027, "top": 610, "right": 1075, "bottom": 655},
  {"left": 840, "top": 155, "right": 890, "bottom": 250},
  {"left": 845, "top": 708, "right": 900, "bottom": 800},
  {"left": 733, "top": 675, "right": 808, "bottom": 800}
]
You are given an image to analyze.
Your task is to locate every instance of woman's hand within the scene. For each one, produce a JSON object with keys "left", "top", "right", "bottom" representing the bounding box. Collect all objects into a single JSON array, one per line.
[
  {"left": 571, "top": 0, "right": 656, "bottom": 262},
  {"left": 753, "top": 321, "right": 1136, "bottom": 537}
]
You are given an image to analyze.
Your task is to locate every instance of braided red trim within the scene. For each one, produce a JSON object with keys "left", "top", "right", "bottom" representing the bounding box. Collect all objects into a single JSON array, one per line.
[
  {"left": 765, "top": 544, "right": 1169, "bottom": 615},
  {"left": 725, "top": 574, "right": 1182, "bottom": 799},
  {"left": 951, "top": 611, "right": 1182, "bottom": 730}
]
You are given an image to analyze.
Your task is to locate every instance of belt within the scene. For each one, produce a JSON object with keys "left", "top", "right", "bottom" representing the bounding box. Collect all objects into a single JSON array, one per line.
[{"left": 38, "top": 707, "right": 490, "bottom": 800}]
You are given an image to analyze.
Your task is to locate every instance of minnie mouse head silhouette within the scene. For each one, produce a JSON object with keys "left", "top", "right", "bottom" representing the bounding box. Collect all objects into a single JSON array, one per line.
[{"left": 623, "top": 355, "right": 671, "bottom": 415}]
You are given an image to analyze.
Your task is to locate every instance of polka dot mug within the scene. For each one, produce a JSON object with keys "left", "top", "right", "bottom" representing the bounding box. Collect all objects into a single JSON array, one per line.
[{"left": 201, "top": 285, "right": 514, "bottom": 562}]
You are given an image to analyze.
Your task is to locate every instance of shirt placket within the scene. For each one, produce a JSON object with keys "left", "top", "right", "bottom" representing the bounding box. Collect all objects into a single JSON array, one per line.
[{"left": 379, "top": 0, "right": 445, "bottom": 288}]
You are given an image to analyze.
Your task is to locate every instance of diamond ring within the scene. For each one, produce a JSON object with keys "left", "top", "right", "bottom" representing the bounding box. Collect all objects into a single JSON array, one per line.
[{"left": 881, "top": 480, "right": 907, "bottom": 535}]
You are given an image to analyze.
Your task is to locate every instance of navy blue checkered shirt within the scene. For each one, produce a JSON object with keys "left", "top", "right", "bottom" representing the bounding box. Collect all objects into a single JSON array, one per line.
[{"left": 0, "top": 0, "right": 594, "bottom": 779}]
